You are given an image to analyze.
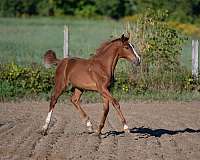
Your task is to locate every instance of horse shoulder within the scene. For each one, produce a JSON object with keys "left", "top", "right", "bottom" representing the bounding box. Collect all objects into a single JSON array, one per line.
[{"left": 89, "top": 60, "right": 111, "bottom": 84}]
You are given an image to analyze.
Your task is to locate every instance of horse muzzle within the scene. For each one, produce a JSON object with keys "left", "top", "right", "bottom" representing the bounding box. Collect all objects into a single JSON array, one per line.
[{"left": 133, "top": 58, "right": 141, "bottom": 66}]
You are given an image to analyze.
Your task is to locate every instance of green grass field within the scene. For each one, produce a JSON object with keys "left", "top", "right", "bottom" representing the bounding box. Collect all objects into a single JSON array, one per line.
[
  {"left": 0, "top": 17, "right": 195, "bottom": 70},
  {"left": 0, "top": 17, "right": 123, "bottom": 65}
]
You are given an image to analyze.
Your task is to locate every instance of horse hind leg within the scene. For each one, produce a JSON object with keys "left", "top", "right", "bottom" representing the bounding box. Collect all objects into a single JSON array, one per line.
[
  {"left": 70, "top": 88, "right": 93, "bottom": 133},
  {"left": 42, "top": 76, "right": 68, "bottom": 135}
]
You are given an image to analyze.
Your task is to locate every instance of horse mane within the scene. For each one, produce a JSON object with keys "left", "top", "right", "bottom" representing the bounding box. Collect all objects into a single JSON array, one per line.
[{"left": 92, "top": 38, "right": 121, "bottom": 58}]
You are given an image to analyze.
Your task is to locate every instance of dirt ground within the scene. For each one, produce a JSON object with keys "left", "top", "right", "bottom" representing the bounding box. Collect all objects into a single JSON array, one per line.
[{"left": 0, "top": 101, "right": 200, "bottom": 160}]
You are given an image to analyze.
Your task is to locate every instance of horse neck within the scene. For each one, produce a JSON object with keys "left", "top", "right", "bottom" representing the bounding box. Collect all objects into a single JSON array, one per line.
[{"left": 93, "top": 43, "right": 120, "bottom": 77}]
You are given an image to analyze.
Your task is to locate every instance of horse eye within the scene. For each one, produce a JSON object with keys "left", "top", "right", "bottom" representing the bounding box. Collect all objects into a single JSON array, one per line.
[{"left": 125, "top": 46, "right": 129, "bottom": 49}]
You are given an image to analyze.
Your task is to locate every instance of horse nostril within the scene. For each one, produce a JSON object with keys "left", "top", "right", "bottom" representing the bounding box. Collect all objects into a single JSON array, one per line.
[
  {"left": 132, "top": 59, "right": 140, "bottom": 66},
  {"left": 137, "top": 57, "right": 141, "bottom": 65}
]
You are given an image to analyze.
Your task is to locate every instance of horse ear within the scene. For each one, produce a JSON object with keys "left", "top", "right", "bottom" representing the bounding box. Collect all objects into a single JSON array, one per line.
[
  {"left": 121, "top": 34, "right": 128, "bottom": 43},
  {"left": 121, "top": 34, "right": 125, "bottom": 41},
  {"left": 127, "top": 32, "right": 130, "bottom": 39}
]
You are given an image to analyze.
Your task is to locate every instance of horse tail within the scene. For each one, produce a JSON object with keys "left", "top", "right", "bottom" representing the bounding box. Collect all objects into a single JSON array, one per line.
[{"left": 43, "top": 50, "right": 60, "bottom": 68}]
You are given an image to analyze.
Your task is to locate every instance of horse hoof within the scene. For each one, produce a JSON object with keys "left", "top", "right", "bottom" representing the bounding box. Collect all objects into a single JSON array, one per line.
[
  {"left": 88, "top": 131, "right": 94, "bottom": 134},
  {"left": 124, "top": 124, "right": 130, "bottom": 133},
  {"left": 87, "top": 126, "right": 94, "bottom": 133},
  {"left": 92, "top": 132, "right": 101, "bottom": 138},
  {"left": 40, "top": 129, "right": 48, "bottom": 136},
  {"left": 90, "top": 130, "right": 101, "bottom": 137},
  {"left": 124, "top": 129, "right": 130, "bottom": 134}
]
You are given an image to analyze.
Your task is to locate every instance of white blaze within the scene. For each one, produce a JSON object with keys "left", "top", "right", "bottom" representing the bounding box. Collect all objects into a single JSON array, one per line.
[{"left": 129, "top": 43, "right": 140, "bottom": 62}]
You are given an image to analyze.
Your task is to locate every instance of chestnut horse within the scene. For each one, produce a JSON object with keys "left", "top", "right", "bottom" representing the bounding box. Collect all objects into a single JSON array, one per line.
[{"left": 42, "top": 34, "right": 140, "bottom": 135}]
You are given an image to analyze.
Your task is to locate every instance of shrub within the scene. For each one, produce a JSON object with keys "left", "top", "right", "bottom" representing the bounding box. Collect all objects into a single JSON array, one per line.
[
  {"left": 124, "top": 9, "right": 189, "bottom": 90},
  {"left": 0, "top": 62, "right": 199, "bottom": 101},
  {"left": 0, "top": 63, "right": 55, "bottom": 94}
]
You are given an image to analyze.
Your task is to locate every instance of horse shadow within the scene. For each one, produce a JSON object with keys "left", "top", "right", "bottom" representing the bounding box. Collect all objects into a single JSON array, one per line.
[{"left": 102, "top": 127, "right": 200, "bottom": 138}]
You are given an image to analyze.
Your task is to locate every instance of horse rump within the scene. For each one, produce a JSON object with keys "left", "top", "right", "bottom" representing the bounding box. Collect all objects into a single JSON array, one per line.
[{"left": 43, "top": 50, "right": 60, "bottom": 68}]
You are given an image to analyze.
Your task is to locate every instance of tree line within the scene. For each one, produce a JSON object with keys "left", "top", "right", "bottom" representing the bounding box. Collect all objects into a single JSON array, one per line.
[{"left": 0, "top": 0, "right": 200, "bottom": 23}]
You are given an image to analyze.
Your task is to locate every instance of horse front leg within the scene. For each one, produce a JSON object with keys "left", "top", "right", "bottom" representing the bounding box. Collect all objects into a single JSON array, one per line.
[
  {"left": 111, "top": 98, "right": 129, "bottom": 133},
  {"left": 101, "top": 88, "right": 129, "bottom": 133}
]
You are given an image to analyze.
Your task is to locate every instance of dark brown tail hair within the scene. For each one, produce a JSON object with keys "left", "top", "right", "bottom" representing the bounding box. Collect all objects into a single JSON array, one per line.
[{"left": 43, "top": 50, "right": 60, "bottom": 68}]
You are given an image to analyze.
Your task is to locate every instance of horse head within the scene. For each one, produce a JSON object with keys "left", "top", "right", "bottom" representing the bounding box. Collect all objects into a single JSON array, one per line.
[{"left": 118, "top": 34, "right": 141, "bottom": 66}]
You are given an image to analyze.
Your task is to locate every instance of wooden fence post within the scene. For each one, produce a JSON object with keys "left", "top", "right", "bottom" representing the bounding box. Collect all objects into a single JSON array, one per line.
[
  {"left": 192, "top": 39, "right": 199, "bottom": 80},
  {"left": 63, "top": 25, "right": 69, "bottom": 58}
]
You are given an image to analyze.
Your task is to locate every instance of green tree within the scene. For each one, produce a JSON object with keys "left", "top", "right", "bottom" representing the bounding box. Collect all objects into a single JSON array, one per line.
[
  {"left": 0, "top": 0, "right": 200, "bottom": 23},
  {"left": 135, "top": 0, "right": 200, "bottom": 23},
  {"left": 0, "top": 0, "right": 39, "bottom": 17},
  {"left": 15, "top": 0, "right": 38, "bottom": 16},
  {"left": 37, "top": 0, "right": 57, "bottom": 16},
  {"left": 95, "top": 0, "right": 124, "bottom": 19},
  {"left": 74, "top": 0, "right": 97, "bottom": 17},
  {"left": 0, "top": 0, "right": 16, "bottom": 17}
]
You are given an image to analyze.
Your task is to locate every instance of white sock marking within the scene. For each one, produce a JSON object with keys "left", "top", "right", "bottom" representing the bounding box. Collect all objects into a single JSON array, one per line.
[
  {"left": 124, "top": 124, "right": 129, "bottom": 130},
  {"left": 129, "top": 43, "right": 141, "bottom": 62},
  {"left": 43, "top": 110, "right": 53, "bottom": 130},
  {"left": 86, "top": 120, "right": 92, "bottom": 127}
]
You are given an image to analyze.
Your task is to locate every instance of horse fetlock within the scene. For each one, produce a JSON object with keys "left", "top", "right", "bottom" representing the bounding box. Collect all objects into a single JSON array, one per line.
[
  {"left": 42, "top": 122, "right": 49, "bottom": 131},
  {"left": 86, "top": 120, "right": 93, "bottom": 132},
  {"left": 41, "top": 126, "right": 48, "bottom": 135},
  {"left": 96, "top": 124, "right": 104, "bottom": 134},
  {"left": 95, "top": 129, "right": 102, "bottom": 135},
  {"left": 86, "top": 120, "right": 92, "bottom": 127},
  {"left": 123, "top": 124, "right": 130, "bottom": 133},
  {"left": 123, "top": 124, "right": 129, "bottom": 129}
]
